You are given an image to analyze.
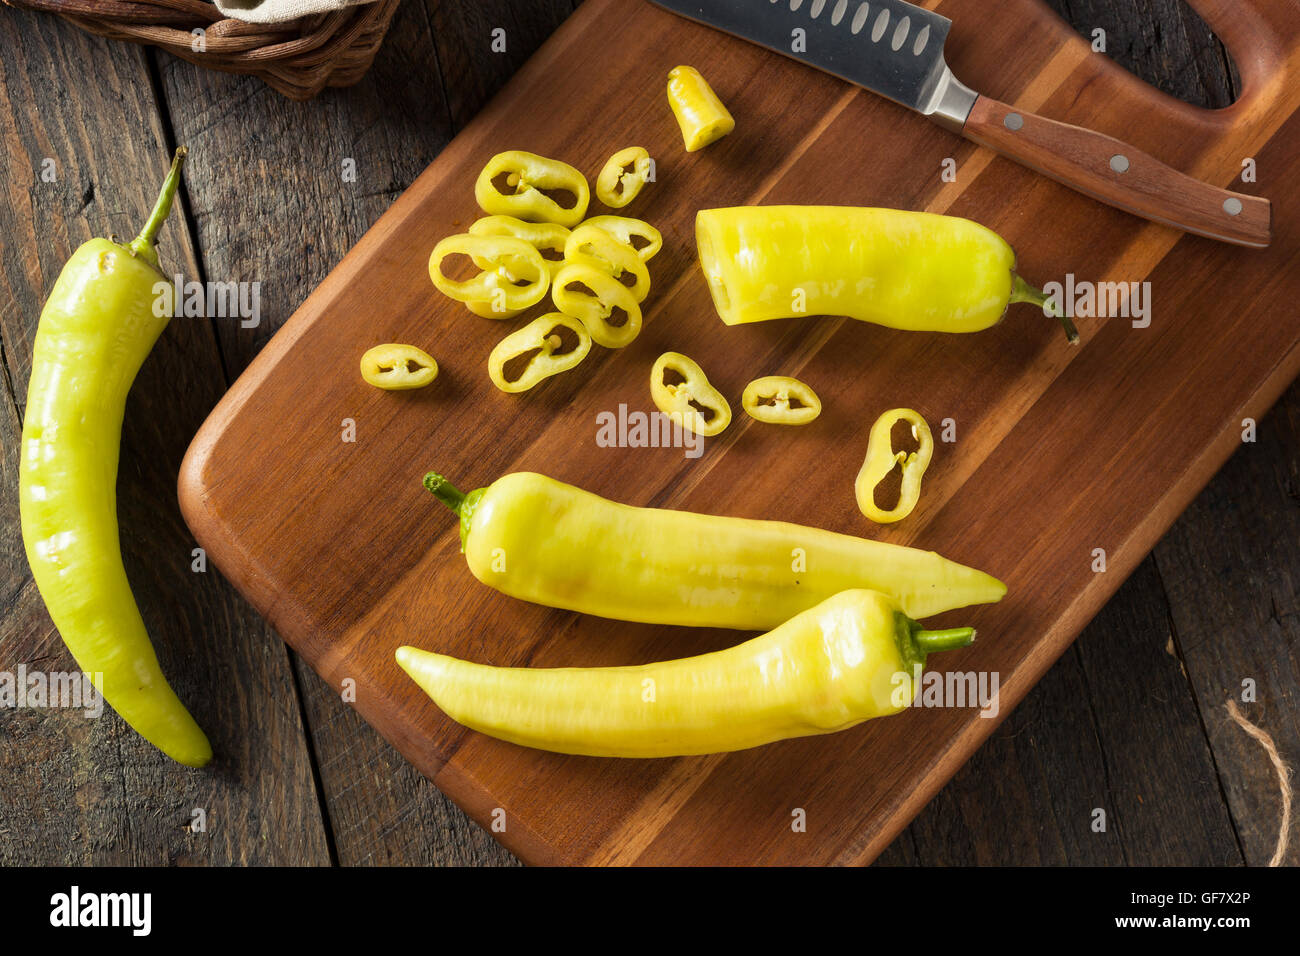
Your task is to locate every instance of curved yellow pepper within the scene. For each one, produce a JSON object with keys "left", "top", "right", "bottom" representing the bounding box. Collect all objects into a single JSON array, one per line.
[
  {"left": 422, "top": 470, "right": 1006, "bottom": 627},
  {"left": 741, "top": 375, "right": 821, "bottom": 425},
  {"left": 666, "top": 65, "right": 735, "bottom": 152},
  {"left": 396, "top": 589, "right": 974, "bottom": 758},
  {"left": 596, "top": 146, "right": 652, "bottom": 208},
  {"left": 649, "top": 351, "right": 731, "bottom": 437},
  {"left": 474, "top": 150, "right": 590, "bottom": 227},
  {"left": 19, "top": 148, "right": 211, "bottom": 767},
  {"left": 695, "top": 205, "right": 1078, "bottom": 342},
  {"left": 564, "top": 224, "right": 651, "bottom": 303},
  {"left": 856, "top": 408, "right": 934, "bottom": 524},
  {"left": 551, "top": 262, "right": 642, "bottom": 348},
  {"left": 360, "top": 344, "right": 438, "bottom": 390},
  {"left": 582, "top": 215, "right": 663, "bottom": 262},
  {"left": 468, "top": 215, "right": 569, "bottom": 282},
  {"left": 488, "top": 313, "right": 591, "bottom": 393},
  {"left": 428, "top": 233, "right": 548, "bottom": 319}
]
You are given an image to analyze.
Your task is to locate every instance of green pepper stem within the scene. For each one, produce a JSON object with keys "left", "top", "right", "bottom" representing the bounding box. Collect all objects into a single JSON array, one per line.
[
  {"left": 913, "top": 627, "right": 976, "bottom": 653},
  {"left": 423, "top": 472, "right": 465, "bottom": 514},
  {"left": 128, "top": 146, "right": 188, "bottom": 267},
  {"left": 1011, "top": 274, "right": 1079, "bottom": 345}
]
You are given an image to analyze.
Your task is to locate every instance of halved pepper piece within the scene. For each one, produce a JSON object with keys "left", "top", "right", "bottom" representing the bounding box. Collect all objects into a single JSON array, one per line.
[
  {"left": 695, "top": 205, "right": 1078, "bottom": 342},
  {"left": 741, "top": 375, "right": 821, "bottom": 425},
  {"left": 564, "top": 224, "right": 651, "bottom": 302},
  {"left": 856, "top": 408, "right": 934, "bottom": 524},
  {"left": 582, "top": 215, "right": 663, "bottom": 262},
  {"left": 488, "top": 313, "right": 592, "bottom": 393},
  {"left": 360, "top": 344, "right": 439, "bottom": 390},
  {"left": 596, "top": 146, "right": 652, "bottom": 208},
  {"left": 474, "top": 150, "right": 590, "bottom": 227},
  {"left": 428, "top": 233, "right": 549, "bottom": 319},
  {"left": 551, "top": 262, "right": 643, "bottom": 348},
  {"left": 468, "top": 215, "right": 570, "bottom": 282},
  {"left": 650, "top": 351, "right": 731, "bottom": 437},
  {"left": 667, "top": 65, "right": 735, "bottom": 152}
]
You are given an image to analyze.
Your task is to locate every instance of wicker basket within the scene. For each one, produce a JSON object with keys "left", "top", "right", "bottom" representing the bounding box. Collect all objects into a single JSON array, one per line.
[{"left": 2, "top": 0, "right": 400, "bottom": 100}]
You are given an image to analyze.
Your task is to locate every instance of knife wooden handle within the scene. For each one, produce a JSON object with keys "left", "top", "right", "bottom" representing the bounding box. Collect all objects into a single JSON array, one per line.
[{"left": 962, "top": 95, "right": 1271, "bottom": 248}]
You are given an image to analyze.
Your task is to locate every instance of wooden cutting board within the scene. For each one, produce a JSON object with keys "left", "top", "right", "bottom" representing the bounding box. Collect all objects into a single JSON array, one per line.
[{"left": 178, "top": 0, "right": 1300, "bottom": 865}]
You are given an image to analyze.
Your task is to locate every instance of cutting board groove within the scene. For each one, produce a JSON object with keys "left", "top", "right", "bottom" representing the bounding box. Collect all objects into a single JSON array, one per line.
[{"left": 179, "top": 0, "right": 1300, "bottom": 865}]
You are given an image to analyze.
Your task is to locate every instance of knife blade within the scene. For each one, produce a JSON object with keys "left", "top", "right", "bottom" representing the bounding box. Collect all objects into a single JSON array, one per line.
[{"left": 650, "top": 0, "right": 1270, "bottom": 247}]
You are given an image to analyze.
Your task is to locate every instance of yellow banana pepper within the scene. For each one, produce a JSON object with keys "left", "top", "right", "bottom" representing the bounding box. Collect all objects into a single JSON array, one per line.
[
  {"left": 564, "top": 223, "right": 651, "bottom": 303},
  {"left": 666, "top": 65, "right": 735, "bottom": 152},
  {"left": 695, "top": 205, "right": 1079, "bottom": 342},
  {"left": 649, "top": 351, "right": 731, "bottom": 437},
  {"left": 422, "top": 470, "right": 1007, "bottom": 627},
  {"left": 596, "top": 146, "right": 652, "bottom": 208},
  {"left": 857, "top": 408, "right": 934, "bottom": 524},
  {"left": 488, "top": 313, "right": 591, "bottom": 393},
  {"left": 360, "top": 344, "right": 438, "bottom": 390},
  {"left": 474, "top": 150, "right": 590, "bottom": 227},
  {"left": 552, "top": 262, "right": 642, "bottom": 348},
  {"left": 741, "top": 375, "right": 821, "bottom": 425},
  {"left": 396, "top": 589, "right": 974, "bottom": 758},
  {"left": 428, "top": 233, "right": 549, "bottom": 319},
  {"left": 19, "top": 148, "right": 211, "bottom": 767},
  {"left": 468, "top": 215, "right": 569, "bottom": 282},
  {"left": 582, "top": 215, "right": 663, "bottom": 261}
]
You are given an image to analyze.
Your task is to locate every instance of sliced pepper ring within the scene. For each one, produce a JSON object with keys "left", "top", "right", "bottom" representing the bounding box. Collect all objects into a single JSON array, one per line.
[
  {"left": 741, "top": 375, "right": 821, "bottom": 425},
  {"left": 469, "top": 215, "right": 570, "bottom": 282},
  {"left": 649, "top": 351, "right": 731, "bottom": 437},
  {"left": 564, "top": 224, "right": 651, "bottom": 303},
  {"left": 596, "top": 146, "right": 652, "bottom": 209},
  {"left": 474, "top": 150, "right": 590, "bottom": 228},
  {"left": 488, "top": 312, "right": 592, "bottom": 393},
  {"left": 428, "top": 233, "right": 549, "bottom": 318},
  {"left": 581, "top": 215, "right": 663, "bottom": 262},
  {"left": 552, "top": 263, "right": 643, "bottom": 349},
  {"left": 360, "top": 344, "right": 439, "bottom": 390},
  {"left": 855, "top": 408, "right": 934, "bottom": 524}
]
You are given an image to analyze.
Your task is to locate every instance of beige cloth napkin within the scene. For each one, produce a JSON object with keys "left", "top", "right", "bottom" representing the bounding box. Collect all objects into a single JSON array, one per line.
[{"left": 214, "top": 0, "right": 375, "bottom": 24}]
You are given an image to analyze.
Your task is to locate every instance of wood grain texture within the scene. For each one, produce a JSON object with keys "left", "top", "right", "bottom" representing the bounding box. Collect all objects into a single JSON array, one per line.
[
  {"left": 0, "top": 8, "right": 330, "bottom": 864},
  {"left": 175, "top": 0, "right": 1300, "bottom": 865},
  {"left": 1, "top": 0, "right": 1294, "bottom": 868}
]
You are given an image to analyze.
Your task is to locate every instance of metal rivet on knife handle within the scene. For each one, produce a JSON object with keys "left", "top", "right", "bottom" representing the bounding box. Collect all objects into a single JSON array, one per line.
[
  {"left": 1003, "top": 112, "right": 1023, "bottom": 131},
  {"left": 1109, "top": 154, "right": 1130, "bottom": 173}
]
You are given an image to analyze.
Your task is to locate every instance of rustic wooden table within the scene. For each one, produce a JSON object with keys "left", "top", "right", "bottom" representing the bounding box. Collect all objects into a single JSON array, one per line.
[{"left": 0, "top": 0, "right": 1294, "bottom": 867}]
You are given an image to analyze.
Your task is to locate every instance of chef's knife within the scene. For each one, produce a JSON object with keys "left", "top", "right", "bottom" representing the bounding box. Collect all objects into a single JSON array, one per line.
[{"left": 650, "top": 0, "right": 1270, "bottom": 248}]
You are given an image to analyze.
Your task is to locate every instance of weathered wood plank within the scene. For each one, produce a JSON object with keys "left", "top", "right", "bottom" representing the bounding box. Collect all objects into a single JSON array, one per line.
[
  {"left": 0, "top": 8, "right": 329, "bottom": 865},
  {"left": 1154, "top": 383, "right": 1300, "bottom": 866}
]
